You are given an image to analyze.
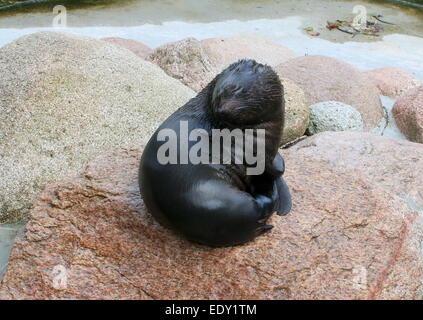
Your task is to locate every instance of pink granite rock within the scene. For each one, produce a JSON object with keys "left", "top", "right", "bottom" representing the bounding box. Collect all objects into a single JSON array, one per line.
[
  {"left": 1, "top": 136, "right": 421, "bottom": 299},
  {"left": 147, "top": 37, "right": 297, "bottom": 92},
  {"left": 201, "top": 36, "right": 297, "bottom": 71},
  {"left": 288, "top": 131, "right": 423, "bottom": 210},
  {"left": 275, "top": 55, "right": 384, "bottom": 129},
  {"left": 101, "top": 37, "right": 152, "bottom": 59},
  {"left": 363, "top": 67, "right": 421, "bottom": 99},
  {"left": 147, "top": 37, "right": 216, "bottom": 92},
  {"left": 392, "top": 85, "right": 423, "bottom": 144}
]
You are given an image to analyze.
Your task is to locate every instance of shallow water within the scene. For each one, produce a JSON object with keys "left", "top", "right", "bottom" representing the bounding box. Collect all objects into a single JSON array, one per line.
[
  {"left": 1, "top": 17, "right": 422, "bottom": 81},
  {"left": 0, "top": 0, "right": 422, "bottom": 38},
  {"left": 1, "top": 0, "right": 422, "bottom": 13},
  {"left": 0, "top": 223, "right": 24, "bottom": 281}
]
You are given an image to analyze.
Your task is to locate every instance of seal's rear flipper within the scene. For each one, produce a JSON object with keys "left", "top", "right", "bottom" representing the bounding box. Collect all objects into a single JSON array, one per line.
[{"left": 275, "top": 177, "right": 292, "bottom": 216}]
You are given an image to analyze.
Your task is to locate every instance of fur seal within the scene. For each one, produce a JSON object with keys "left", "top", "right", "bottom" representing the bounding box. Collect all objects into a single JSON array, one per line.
[{"left": 139, "top": 59, "right": 292, "bottom": 247}]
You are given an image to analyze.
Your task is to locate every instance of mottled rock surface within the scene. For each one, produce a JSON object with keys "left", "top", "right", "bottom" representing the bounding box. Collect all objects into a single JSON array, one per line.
[
  {"left": 148, "top": 37, "right": 296, "bottom": 92},
  {"left": 392, "top": 85, "right": 423, "bottom": 144},
  {"left": 363, "top": 67, "right": 421, "bottom": 99},
  {"left": 101, "top": 37, "right": 152, "bottom": 59},
  {"left": 147, "top": 37, "right": 216, "bottom": 92},
  {"left": 275, "top": 55, "right": 383, "bottom": 129},
  {"left": 279, "top": 78, "right": 309, "bottom": 145},
  {"left": 289, "top": 131, "right": 423, "bottom": 210},
  {"left": 1, "top": 137, "right": 421, "bottom": 299},
  {"left": 307, "top": 101, "right": 363, "bottom": 135},
  {"left": 0, "top": 31, "right": 195, "bottom": 222},
  {"left": 201, "top": 36, "right": 297, "bottom": 71}
]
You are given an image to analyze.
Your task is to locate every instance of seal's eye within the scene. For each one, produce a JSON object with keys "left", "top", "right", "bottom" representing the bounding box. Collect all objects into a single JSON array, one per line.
[
  {"left": 233, "top": 86, "right": 244, "bottom": 96},
  {"left": 222, "top": 84, "right": 238, "bottom": 96},
  {"left": 222, "top": 85, "right": 243, "bottom": 98}
]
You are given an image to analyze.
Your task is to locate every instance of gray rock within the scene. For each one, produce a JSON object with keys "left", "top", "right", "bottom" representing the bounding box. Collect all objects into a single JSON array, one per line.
[
  {"left": 278, "top": 77, "right": 310, "bottom": 145},
  {"left": 0, "top": 31, "right": 195, "bottom": 223},
  {"left": 307, "top": 101, "right": 364, "bottom": 135}
]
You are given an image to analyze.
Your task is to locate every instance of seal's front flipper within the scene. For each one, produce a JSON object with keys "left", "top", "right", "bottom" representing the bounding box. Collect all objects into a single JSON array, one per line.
[
  {"left": 266, "top": 153, "right": 285, "bottom": 178},
  {"left": 275, "top": 177, "right": 292, "bottom": 216}
]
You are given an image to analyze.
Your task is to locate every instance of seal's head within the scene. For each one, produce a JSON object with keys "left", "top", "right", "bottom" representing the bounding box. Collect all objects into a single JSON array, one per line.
[{"left": 211, "top": 59, "right": 283, "bottom": 128}]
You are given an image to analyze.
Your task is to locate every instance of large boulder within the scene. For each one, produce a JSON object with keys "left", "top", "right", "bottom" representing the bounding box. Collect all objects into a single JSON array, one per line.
[
  {"left": 392, "top": 85, "right": 423, "bottom": 144},
  {"left": 307, "top": 101, "right": 363, "bottom": 135},
  {"left": 147, "top": 37, "right": 297, "bottom": 92},
  {"left": 201, "top": 36, "right": 297, "bottom": 71},
  {"left": 288, "top": 131, "right": 423, "bottom": 210},
  {"left": 363, "top": 67, "right": 422, "bottom": 99},
  {"left": 1, "top": 133, "right": 422, "bottom": 299},
  {"left": 275, "top": 55, "right": 384, "bottom": 130},
  {"left": 0, "top": 31, "right": 195, "bottom": 223},
  {"left": 100, "top": 37, "right": 152, "bottom": 59},
  {"left": 279, "top": 78, "right": 309, "bottom": 145}
]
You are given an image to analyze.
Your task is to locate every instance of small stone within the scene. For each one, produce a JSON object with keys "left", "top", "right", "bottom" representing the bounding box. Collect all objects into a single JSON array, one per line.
[{"left": 307, "top": 101, "right": 363, "bottom": 135}]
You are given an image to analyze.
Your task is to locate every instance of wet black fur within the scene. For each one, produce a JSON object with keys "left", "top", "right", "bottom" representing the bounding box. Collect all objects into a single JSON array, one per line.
[{"left": 139, "top": 59, "right": 292, "bottom": 247}]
